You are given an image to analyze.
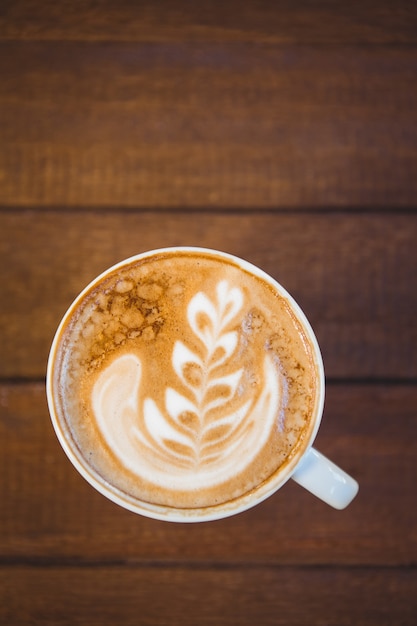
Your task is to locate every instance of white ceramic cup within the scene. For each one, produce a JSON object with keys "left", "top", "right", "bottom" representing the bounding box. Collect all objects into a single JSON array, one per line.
[{"left": 47, "top": 247, "right": 358, "bottom": 522}]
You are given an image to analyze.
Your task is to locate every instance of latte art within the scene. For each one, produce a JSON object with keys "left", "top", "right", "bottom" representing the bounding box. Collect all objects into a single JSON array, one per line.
[
  {"left": 51, "top": 249, "right": 319, "bottom": 511},
  {"left": 92, "top": 281, "right": 282, "bottom": 490}
]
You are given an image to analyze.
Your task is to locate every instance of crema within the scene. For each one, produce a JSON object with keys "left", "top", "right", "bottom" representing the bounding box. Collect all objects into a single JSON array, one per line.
[{"left": 50, "top": 249, "right": 319, "bottom": 510}]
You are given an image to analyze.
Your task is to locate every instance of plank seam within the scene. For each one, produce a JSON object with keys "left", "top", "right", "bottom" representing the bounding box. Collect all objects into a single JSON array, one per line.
[
  {"left": 0, "top": 557, "right": 416, "bottom": 570},
  {"left": 1, "top": 206, "right": 417, "bottom": 216}
]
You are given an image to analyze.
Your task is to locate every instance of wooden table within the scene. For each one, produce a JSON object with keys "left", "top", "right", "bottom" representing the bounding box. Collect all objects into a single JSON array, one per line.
[{"left": 1, "top": 2, "right": 416, "bottom": 624}]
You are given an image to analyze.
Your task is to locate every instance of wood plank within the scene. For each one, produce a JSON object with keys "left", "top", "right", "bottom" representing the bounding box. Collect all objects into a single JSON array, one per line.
[
  {"left": 1, "top": 0, "right": 417, "bottom": 44},
  {"left": 1, "top": 565, "right": 415, "bottom": 626},
  {"left": 1, "top": 211, "right": 416, "bottom": 379},
  {"left": 1, "top": 42, "right": 416, "bottom": 209},
  {"left": 1, "top": 382, "right": 415, "bottom": 565}
]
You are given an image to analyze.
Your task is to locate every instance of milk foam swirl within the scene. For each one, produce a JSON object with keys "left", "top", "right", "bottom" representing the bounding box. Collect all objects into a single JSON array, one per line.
[{"left": 92, "top": 280, "right": 282, "bottom": 491}]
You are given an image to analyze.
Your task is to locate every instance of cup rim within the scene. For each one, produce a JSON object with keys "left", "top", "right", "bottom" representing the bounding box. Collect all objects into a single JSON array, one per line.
[{"left": 46, "top": 246, "right": 325, "bottom": 522}]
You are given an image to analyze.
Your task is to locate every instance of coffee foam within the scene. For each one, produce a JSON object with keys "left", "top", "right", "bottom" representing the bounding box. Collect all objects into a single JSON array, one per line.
[{"left": 52, "top": 250, "right": 319, "bottom": 510}]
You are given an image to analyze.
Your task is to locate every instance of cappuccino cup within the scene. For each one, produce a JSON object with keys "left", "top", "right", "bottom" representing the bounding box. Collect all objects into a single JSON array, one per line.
[{"left": 47, "top": 247, "right": 358, "bottom": 522}]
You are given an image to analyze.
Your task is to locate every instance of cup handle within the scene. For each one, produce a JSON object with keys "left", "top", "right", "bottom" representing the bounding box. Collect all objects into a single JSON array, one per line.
[{"left": 291, "top": 447, "right": 359, "bottom": 509}]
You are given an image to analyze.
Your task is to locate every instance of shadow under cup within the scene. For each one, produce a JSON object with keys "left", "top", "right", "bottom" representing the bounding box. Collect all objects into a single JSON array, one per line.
[{"left": 47, "top": 247, "right": 326, "bottom": 522}]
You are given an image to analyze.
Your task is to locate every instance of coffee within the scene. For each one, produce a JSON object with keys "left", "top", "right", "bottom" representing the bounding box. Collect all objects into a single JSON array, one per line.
[{"left": 49, "top": 249, "right": 321, "bottom": 514}]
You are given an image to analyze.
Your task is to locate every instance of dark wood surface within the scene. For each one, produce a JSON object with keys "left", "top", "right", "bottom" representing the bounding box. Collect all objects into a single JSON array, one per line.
[{"left": 1, "top": 2, "right": 416, "bottom": 624}]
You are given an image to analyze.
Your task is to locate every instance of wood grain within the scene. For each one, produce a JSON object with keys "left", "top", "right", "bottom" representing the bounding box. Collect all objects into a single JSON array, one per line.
[
  {"left": 1, "top": 0, "right": 417, "bottom": 44},
  {"left": 1, "top": 565, "right": 416, "bottom": 626},
  {"left": 1, "top": 42, "right": 416, "bottom": 209},
  {"left": 1, "top": 3, "right": 416, "bottom": 624},
  {"left": 1, "top": 211, "right": 416, "bottom": 379},
  {"left": 1, "top": 382, "right": 415, "bottom": 566}
]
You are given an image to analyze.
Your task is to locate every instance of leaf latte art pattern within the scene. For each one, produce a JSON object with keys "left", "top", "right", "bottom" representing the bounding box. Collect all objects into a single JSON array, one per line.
[{"left": 92, "top": 281, "right": 281, "bottom": 491}]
